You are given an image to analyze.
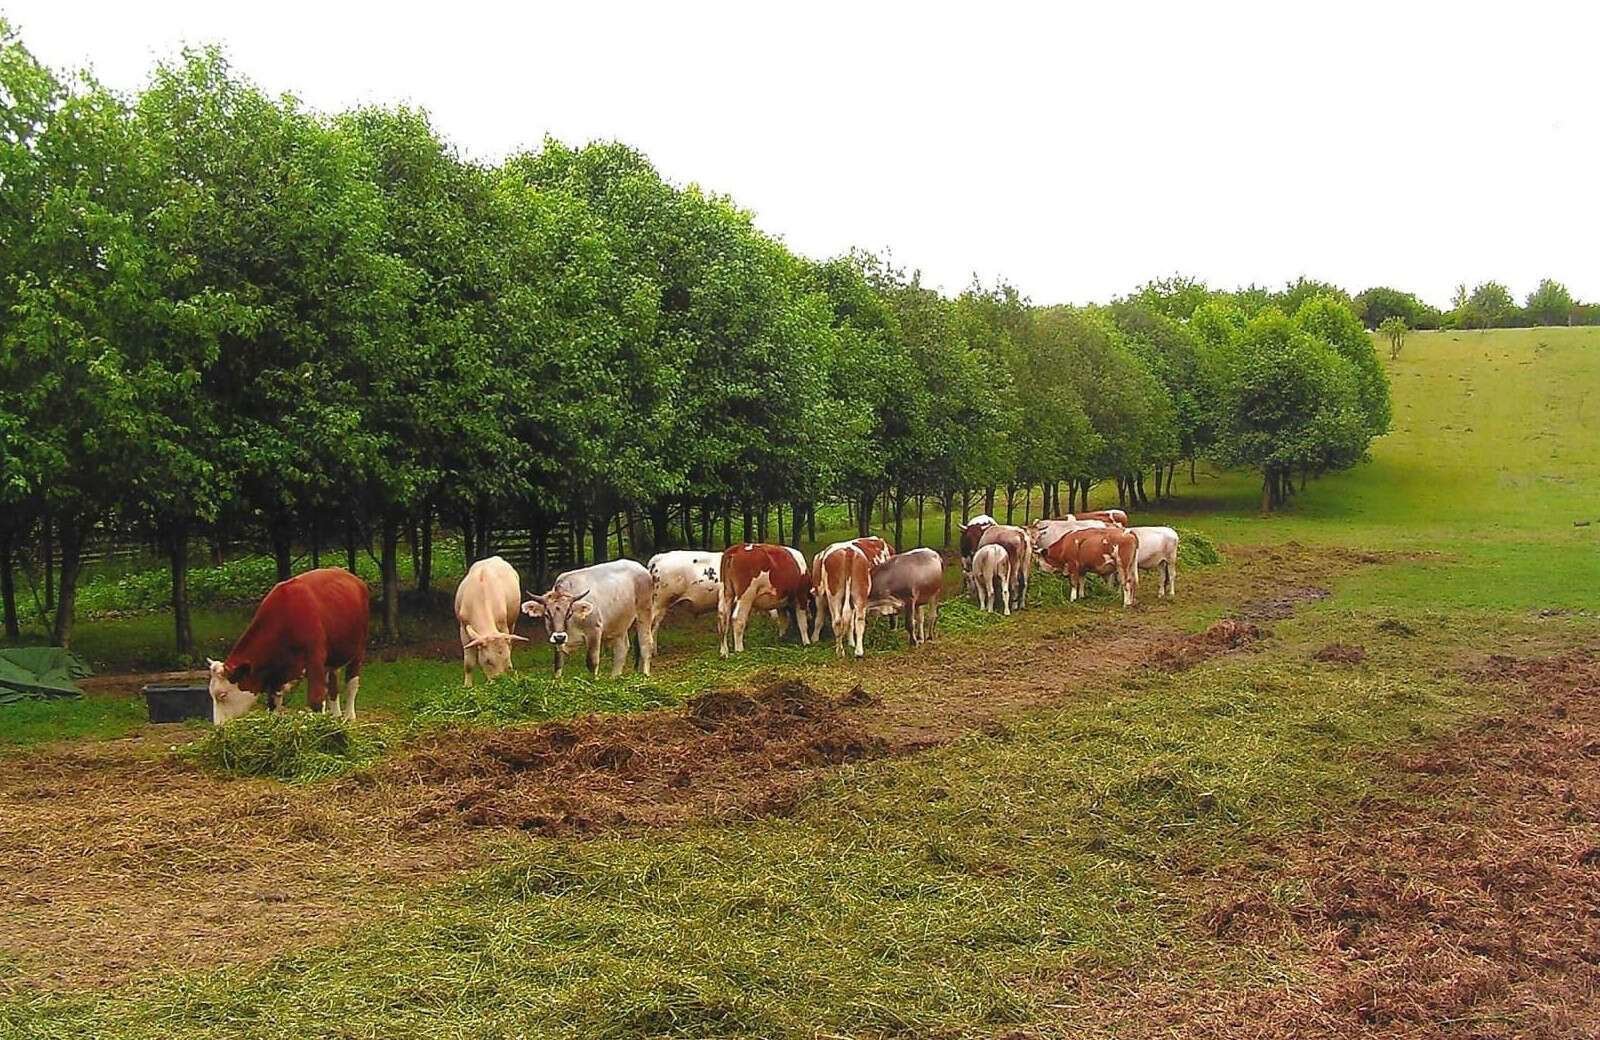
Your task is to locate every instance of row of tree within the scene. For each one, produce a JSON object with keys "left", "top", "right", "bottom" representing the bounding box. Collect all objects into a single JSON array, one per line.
[
  {"left": 1352, "top": 279, "right": 1597, "bottom": 332},
  {"left": 0, "top": 26, "right": 1391, "bottom": 655}
]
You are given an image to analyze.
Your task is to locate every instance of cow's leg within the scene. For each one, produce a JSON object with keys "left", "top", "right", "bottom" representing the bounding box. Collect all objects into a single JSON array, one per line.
[
  {"left": 733, "top": 587, "right": 760, "bottom": 653},
  {"left": 928, "top": 600, "right": 940, "bottom": 641},
  {"left": 1000, "top": 577, "right": 1011, "bottom": 616},
  {"left": 977, "top": 576, "right": 989, "bottom": 613},
  {"left": 610, "top": 634, "right": 629, "bottom": 678},
  {"left": 902, "top": 605, "right": 917, "bottom": 647},
  {"left": 306, "top": 658, "right": 329, "bottom": 714},
  {"left": 1166, "top": 560, "right": 1176, "bottom": 598},
  {"left": 852, "top": 602, "right": 866, "bottom": 659},
  {"left": 552, "top": 646, "right": 566, "bottom": 678},
  {"left": 343, "top": 671, "right": 360, "bottom": 722},
  {"left": 717, "top": 596, "right": 731, "bottom": 659},
  {"left": 794, "top": 597, "right": 812, "bottom": 647},
  {"left": 588, "top": 639, "right": 603, "bottom": 679},
  {"left": 462, "top": 648, "right": 475, "bottom": 687},
  {"left": 637, "top": 622, "right": 654, "bottom": 676}
]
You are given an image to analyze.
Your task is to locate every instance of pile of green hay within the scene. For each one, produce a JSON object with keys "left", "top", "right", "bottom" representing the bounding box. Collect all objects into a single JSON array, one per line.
[{"left": 185, "top": 712, "right": 386, "bottom": 782}]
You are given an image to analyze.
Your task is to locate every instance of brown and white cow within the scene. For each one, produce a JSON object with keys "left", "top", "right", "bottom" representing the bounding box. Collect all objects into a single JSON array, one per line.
[
  {"left": 207, "top": 567, "right": 369, "bottom": 724},
  {"left": 976, "top": 523, "right": 1034, "bottom": 609},
  {"left": 851, "top": 535, "right": 895, "bottom": 568},
  {"left": 455, "top": 555, "right": 530, "bottom": 685},
  {"left": 1040, "top": 528, "right": 1140, "bottom": 607},
  {"left": 718, "top": 543, "right": 812, "bottom": 657},
  {"left": 865, "top": 547, "right": 944, "bottom": 646},
  {"left": 1028, "top": 516, "right": 1109, "bottom": 555},
  {"left": 957, "top": 514, "right": 996, "bottom": 596},
  {"left": 1073, "top": 509, "right": 1128, "bottom": 527},
  {"left": 810, "top": 541, "right": 871, "bottom": 658}
]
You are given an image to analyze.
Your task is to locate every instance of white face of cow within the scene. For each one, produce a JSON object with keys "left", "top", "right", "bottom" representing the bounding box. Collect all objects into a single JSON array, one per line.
[
  {"left": 207, "top": 658, "right": 258, "bottom": 725},
  {"left": 463, "top": 626, "right": 529, "bottom": 680},
  {"left": 522, "top": 589, "right": 594, "bottom": 649}
]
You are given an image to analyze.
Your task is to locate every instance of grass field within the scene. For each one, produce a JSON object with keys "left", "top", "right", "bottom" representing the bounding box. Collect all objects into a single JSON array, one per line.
[{"left": 0, "top": 328, "right": 1596, "bottom": 1038}]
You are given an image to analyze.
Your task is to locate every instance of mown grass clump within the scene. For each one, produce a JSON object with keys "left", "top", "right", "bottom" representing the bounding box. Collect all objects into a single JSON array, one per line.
[
  {"left": 184, "top": 712, "right": 387, "bottom": 782},
  {"left": 1174, "top": 527, "right": 1222, "bottom": 566},
  {"left": 412, "top": 672, "right": 679, "bottom": 726}
]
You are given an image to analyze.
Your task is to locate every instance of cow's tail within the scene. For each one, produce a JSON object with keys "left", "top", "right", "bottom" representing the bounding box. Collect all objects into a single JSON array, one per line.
[{"left": 721, "top": 560, "right": 739, "bottom": 621}]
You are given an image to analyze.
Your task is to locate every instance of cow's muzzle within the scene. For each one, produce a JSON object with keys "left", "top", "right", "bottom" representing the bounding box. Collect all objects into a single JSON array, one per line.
[{"left": 550, "top": 632, "right": 568, "bottom": 646}]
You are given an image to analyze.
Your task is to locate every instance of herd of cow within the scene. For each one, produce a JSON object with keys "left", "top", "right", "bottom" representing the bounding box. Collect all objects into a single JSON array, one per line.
[{"left": 204, "top": 511, "right": 1179, "bottom": 725}]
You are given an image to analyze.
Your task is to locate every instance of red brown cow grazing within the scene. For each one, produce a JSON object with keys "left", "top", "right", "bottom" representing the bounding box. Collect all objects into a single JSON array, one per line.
[
  {"left": 811, "top": 542, "right": 871, "bottom": 658},
  {"left": 1073, "top": 509, "right": 1128, "bottom": 527},
  {"left": 865, "top": 547, "right": 944, "bottom": 646},
  {"left": 977, "top": 523, "right": 1034, "bottom": 609},
  {"left": 206, "top": 567, "right": 370, "bottom": 724},
  {"left": 1041, "top": 528, "right": 1140, "bottom": 607},
  {"left": 719, "top": 543, "right": 812, "bottom": 657}
]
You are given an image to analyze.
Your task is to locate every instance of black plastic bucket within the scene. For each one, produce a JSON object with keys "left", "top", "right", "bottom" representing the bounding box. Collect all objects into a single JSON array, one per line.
[{"left": 143, "top": 683, "right": 212, "bottom": 724}]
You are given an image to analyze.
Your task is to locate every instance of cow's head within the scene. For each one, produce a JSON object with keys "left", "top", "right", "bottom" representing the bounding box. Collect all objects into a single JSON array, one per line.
[
  {"left": 207, "top": 657, "right": 258, "bottom": 725},
  {"left": 463, "top": 624, "right": 530, "bottom": 680},
  {"left": 521, "top": 587, "right": 595, "bottom": 650}
]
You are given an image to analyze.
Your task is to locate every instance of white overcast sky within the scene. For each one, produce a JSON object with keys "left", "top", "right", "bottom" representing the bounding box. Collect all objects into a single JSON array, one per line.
[{"left": 7, "top": 1, "right": 1598, "bottom": 308}]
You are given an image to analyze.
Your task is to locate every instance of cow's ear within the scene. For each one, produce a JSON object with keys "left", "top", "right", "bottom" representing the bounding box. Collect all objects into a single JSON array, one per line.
[
  {"left": 521, "top": 599, "right": 545, "bottom": 619},
  {"left": 571, "top": 601, "right": 594, "bottom": 621}
]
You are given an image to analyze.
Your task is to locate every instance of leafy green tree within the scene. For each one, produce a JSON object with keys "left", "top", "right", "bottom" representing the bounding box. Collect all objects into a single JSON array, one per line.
[
  {"left": 1353, "top": 286, "right": 1441, "bottom": 330},
  {"left": 1211, "top": 310, "right": 1369, "bottom": 509},
  {"left": 1379, "top": 316, "right": 1407, "bottom": 359},
  {"left": 1273, "top": 277, "right": 1352, "bottom": 316},
  {"left": 1107, "top": 300, "right": 1217, "bottom": 497},
  {"left": 1132, "top": 274, "right": 1211, "bottom": 320},
  {"left": 1451, "top": 281, "right": 1516, "bottom": 329},
  {"left": 1524, "top": 278, "right": 1574, "bottom": 327},
  {"left": 1292, "top": 294, "right": 1391, "bottom": 437}
]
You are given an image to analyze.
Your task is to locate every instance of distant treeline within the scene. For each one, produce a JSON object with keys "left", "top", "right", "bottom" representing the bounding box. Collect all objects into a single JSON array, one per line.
[
  {"left": 2, "top": 24, "right": 1394, "bottom": 655},
  {"left": 1350, "top": 280, "right": 1598, "bottom": 331}
]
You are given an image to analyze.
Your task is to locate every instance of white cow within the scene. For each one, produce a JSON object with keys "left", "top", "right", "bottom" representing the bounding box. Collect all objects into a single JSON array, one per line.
[
  {"left": 1127, "top": 526, "right": 1179, "bottom": 598},
  {"left": 454, "top": 556, "right": 530, "bottom": 685},
  {"left": 646, "top": 550, "right": 722, "bottom": 645},
  {"left": 522, "top": 559, "right": 655, "bottom": 678},
  {"left": 971, "top": 543, "right": 1011, "bottom": 615}
]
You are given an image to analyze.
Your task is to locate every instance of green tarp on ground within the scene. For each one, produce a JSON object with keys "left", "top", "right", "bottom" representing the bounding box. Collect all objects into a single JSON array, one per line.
[{"left": 0, "top": 647, "right": 93, "bottom": 704}]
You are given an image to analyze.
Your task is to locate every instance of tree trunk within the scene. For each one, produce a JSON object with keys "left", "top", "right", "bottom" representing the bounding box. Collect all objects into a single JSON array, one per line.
[
  {"left": 1190, "top": 457, "right": 1197, "bottom": 484},
  {"left": 1136, "top": 471, "right": 1148, "bottom": 505},
  {"left": 777, "top": 506, "right": 786, "bottom": 545},
  {"left": 310, "top": 520, "right": 321, "bottom": 569},
  {"left": 51, "top": 521, "right": 83, "bottom": 648},
  {"left": 916, "top": 493, "right": 925, "bottom": 547},
  {"left": 942, "top": 489, "right": 955, "bottom": 547},
  {"left": 743, "top": 502, "right": 754, "bottom": 543},
  {"left": 381, "top": 518, "right": 400, "bottom": 641},
  {"left": 0, "top": 528, "right": 18, "bottom": 639},
  {"left": 806, "top": 502, "right": 816, "bottom": 543},
  {"left": 42, "top": 520, "right": 54, "bottom": 615},
  {"left": 168, "top": 523, "right": 194, "bottom": 657},
  {"left": 649, "top": 499, "right": 671, "bottom": 553},
  {"left": 417, "top": 509, "right": 433, "bottom": 593},
  {"left": 210, "top": 537, "right": 225, "bottom": 566},
  {"left": 723, "top": 500, "right": 732, "bottom": 548},
  {"left": 1004, "top": 483, "right": 1017, "bottom": 524},
  {"left": 961, "top": 487, "right": 971, "bottom": 523},
  {"left": 680, "top": 500, "right": 694, "bottom": 547},
  {"left": 892, "top": 489, "right": 905, "bottom": 550},
  {"left": 271, "top": 527, "right": 293, "bottom": 582},
  {"left": 589, "top": 513, "right": 610, "bottom": 564},
  {"left": 984, "top": 486, "right": 996, "bottom": 516},
  {"left": 346, "top": 514, "right": 358, "bottom": 573},
  {"left": 1024, "top": 485, "right": 1032, "bottom": 523},
  {"left": 857, "top": 492, "right": 874, "bottom": 537}
]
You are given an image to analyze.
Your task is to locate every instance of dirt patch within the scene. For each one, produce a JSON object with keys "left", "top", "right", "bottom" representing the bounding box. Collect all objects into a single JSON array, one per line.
[
  {"left": 1235, "top": 585, "right": 1330, "bottom": 621},
  {"left": 395, "top": 675, "right": 886, "bottom": 834},
  {"left": 1313, "top": 643, "right": 1366, "bottom": 664},
  {"left": 1148, "top": 619, "right": 1265, "bottom": 672},
  {"left": 1059, "top": 648, "right": 1600, "bottom": 1038}
]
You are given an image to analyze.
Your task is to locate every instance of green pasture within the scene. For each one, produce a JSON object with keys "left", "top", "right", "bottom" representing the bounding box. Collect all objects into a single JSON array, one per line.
[{"left": 2, "top": 328, "right": 1598, "bottom": 1038}]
